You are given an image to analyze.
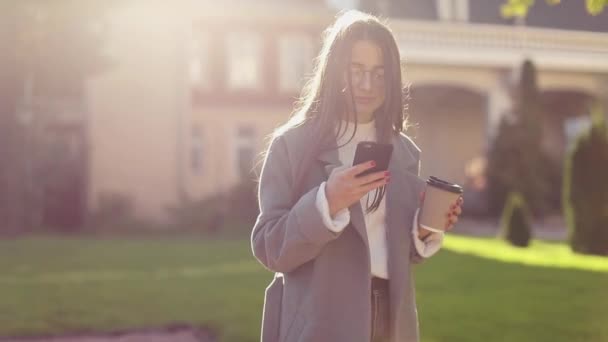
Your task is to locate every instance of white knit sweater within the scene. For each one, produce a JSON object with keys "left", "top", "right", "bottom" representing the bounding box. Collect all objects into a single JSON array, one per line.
[{"left": 315, "top": 120, "right": 443, "bottom": 279}]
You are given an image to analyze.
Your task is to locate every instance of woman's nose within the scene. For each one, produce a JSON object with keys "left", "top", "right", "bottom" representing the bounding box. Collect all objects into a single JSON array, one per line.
[{"left": 359, "top": 72, "right": 372, "bottom": 91}]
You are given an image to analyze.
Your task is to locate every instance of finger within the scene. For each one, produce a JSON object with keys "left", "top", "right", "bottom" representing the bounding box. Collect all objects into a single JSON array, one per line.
[
  {"left": 354, "top": 170, "right": 389, "bottom": 187},
  {"left": 330, "top": 165, "right": 350, "bottom": 176},
  {"left": 457, "top": 196, "right": 464, "bottom": 205},
  {"left": 445, "top": 213, "right": 455, "bottom": 227},
  {"left": 453, "top": 206, "right": 462, "bottom": 216},
  {"left": 444, "top": 221, "right": 452, "bottom": 230},
  {"left": 357, "top": 176, "right": 389, "bottom": 195},
  {"left": 445, "top": 215, "right": 456, "bottom": 229},
  {"left": 346, "top": 160, "right": 377, "bottom": 177}
]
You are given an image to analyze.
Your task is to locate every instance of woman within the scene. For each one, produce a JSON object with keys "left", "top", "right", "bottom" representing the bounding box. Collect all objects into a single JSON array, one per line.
[{"left": 251, "top": 10, "right": 463, "bottom": 342}]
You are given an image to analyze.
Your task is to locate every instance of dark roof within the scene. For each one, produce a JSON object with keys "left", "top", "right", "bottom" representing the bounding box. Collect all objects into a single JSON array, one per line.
[
  {"left": 383, "top": 0, "right": 608, "bottom": 32},
  {"left": 376, "top": 0, "right": 438, "bottom": 20},
  {"left": 470, "top": 0, "right": 608, "bottom": 32}
]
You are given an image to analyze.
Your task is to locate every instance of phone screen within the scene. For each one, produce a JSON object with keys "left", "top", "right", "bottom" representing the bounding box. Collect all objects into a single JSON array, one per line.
[{"left": 352, "top": 141, "right": 393, "bottom": 178}]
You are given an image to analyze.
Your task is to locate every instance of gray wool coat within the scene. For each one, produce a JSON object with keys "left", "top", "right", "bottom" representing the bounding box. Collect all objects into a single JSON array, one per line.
[{"left": 251, "top": 121, "right": 430, "bottom": 342}]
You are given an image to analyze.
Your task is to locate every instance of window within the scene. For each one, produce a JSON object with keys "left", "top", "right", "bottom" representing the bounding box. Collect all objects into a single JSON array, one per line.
[
  {"left": 279, "top": 33, "right": 314, "bottom": 92},
  {"left": 235, "top": 125, "right": 256, "bottom": 178},
  {"left": 226, "top": 32, "right": 263, "bottom": 90},
  {"left": 326, "top": 0, "right": 358, "bottom": 10},
  {"left": 454, "top": 0, "right": 469, "bottom": 22},
  {"left": 189, "top": 34, "right": 210, "bottom": 89},
  {"left": 191, "top": 125, "right": 204, "bottom": 175},
  {"left": 436, "top": 0, "right": 469, "bottom": 22},
  {"left": 377, "top": 0, "right": 390, "bottom": 15}
]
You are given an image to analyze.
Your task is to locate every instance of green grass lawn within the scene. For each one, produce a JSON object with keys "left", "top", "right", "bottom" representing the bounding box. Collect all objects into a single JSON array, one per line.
[{"left": 0, "top": 234, "right": 606, "bottom": 342}]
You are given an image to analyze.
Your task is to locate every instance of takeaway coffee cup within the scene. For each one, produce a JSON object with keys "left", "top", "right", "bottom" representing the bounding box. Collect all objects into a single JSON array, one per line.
[{"left": 418, "top": 176, "right": 464, "bottom": 234}]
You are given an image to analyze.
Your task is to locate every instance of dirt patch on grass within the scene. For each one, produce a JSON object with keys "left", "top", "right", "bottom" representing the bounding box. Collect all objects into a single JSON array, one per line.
[{"left": 0, "top": 324, "right": 216, "bottom": 342}]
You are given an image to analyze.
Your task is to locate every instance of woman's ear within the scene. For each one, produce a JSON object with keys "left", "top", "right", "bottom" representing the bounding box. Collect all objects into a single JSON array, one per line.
[{"left": 341, "top": 76, "right": 348, "bottom": 93}]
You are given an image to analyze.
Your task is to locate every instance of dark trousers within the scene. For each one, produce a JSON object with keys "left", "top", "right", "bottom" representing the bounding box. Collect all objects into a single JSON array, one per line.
[{"left": 371, "top": 277, "right": 390, "bottom": 342}]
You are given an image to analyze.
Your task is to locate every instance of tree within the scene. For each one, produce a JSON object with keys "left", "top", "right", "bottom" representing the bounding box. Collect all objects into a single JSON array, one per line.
[
  {"left": 168, "top": 176, "right": 259, "bottom": 236},
  {"left": 485, "top": 59, "right": 553, "bottom": 218},
  {"left": 563, "top": 104, "right": 608, "bottom": 256},
  {"left": 0, "top": 1, "right": 117, "bottom": 231},
  {"left": 0, "top": 2, "right": 23, "bottom": 231},
  {"left": 502, "top": 0, "right": 607, "bottom": 17}
]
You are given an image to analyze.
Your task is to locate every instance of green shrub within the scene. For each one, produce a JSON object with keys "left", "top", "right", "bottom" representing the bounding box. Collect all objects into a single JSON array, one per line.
[
  {"left": 563, "top": 105, "right": 608, "bottom": 256},
  {"left": 168, "top": 177, "right": 259, "bottom": 236},
  {"left": 501, "top": 192, "right": 532, "bottom": 247},
  {"left": 88, "top": 192, "right": 135, "bottom": 228},
  {"left": 485, "top": 59, "right": 554, "bottom": 218}
]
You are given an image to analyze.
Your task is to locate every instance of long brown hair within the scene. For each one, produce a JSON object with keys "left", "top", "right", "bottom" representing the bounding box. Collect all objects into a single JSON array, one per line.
[{"left": 265, "top": 10, "right": 410, "bottom": 212}]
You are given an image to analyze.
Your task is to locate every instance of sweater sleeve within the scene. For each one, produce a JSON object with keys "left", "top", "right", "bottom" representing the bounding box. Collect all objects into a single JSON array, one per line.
[
  {"left": 315, "top": 181, "right": 351, "bottom": 233},
  {"left": 411, "top": 208, "right": 444, "bottom": 259}
]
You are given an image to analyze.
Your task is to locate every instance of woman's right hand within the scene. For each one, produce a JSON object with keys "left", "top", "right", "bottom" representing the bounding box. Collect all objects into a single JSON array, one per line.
[{"left": 325, "top": 160, "right": 390, "bottom": 217}]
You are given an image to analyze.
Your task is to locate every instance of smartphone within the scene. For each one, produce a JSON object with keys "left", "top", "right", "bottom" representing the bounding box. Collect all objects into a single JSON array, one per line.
[{"left": 352, "top": 141, "right": 393, "bottom": 178}]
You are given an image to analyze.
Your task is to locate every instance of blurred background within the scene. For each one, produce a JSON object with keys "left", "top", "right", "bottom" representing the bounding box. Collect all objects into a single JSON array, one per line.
[{"left": 0, "top": 0, "right": 607, "bottom": 341}]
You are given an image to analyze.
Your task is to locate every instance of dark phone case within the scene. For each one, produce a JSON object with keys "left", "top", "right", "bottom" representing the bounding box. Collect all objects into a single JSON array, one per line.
[{"left": 352, "top": 141, "right": 393, "bottom": 178}]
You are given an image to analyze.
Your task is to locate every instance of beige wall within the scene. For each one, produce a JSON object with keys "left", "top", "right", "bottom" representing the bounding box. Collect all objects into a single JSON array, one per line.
[
  {"left": 404, "top": 64, "right": 500, "bottom": 94},
  {"left": 86, "top": 3, "right": 189, "bottom": 223},
  {"left": 84, "top": 1, "right": 323, "bottom": 223},
  {"left": 185, "top": 107, "right": 290, "bottom": 200},
  {"left": 538, "top": 70, "right": 605, "bottom": 97},
  {"left": 406, "top": 85, "right": 487, "bottom": 185}
]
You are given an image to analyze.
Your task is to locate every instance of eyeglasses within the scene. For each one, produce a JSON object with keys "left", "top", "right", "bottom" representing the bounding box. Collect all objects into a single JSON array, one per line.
[{"left": 349, "top": 67, "right": 385, "bottom": 88}]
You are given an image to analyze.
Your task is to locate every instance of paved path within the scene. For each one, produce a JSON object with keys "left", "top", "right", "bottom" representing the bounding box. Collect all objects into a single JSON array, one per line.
[{"left": 0, "top": 327, "right": 215, "bottom": 342}]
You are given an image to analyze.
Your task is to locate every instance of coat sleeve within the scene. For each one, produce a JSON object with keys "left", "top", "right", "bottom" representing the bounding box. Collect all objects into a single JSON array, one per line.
[
  {"left": 407, "top": 149, "right": 445, "bottom": 264},
  {"left": 409, "top": 158, "right": 427, "bottom": 265},
  {"left": 251, "top": 135, "right": 342, "bottom": 273},
  {"left": 400, "top": 136, "right": 428, "bottom": 265}
]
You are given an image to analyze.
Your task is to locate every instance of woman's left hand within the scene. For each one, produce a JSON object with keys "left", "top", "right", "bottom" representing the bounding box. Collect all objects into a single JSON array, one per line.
[{"left": 419, "top": 192, "right": 464, "bottom": 233}]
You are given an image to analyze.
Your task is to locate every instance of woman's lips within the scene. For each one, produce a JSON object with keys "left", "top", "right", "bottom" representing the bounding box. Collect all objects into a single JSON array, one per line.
[{"left": 355, "top": 96, "right": 374, "bottom": 104}]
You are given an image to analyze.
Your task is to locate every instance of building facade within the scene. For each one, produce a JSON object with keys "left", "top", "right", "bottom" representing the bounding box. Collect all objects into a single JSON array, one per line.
[{"left": 85, "top": 0, "right": 608, "bottom": 223}]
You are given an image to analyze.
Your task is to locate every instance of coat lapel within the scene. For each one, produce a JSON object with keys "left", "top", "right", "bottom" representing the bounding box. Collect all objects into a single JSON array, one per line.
[
  {"left": 386, "top": 133, "right": 426, "bottom": 339},
  {"left": 316, "top": 132, "right": 421, "bottom": 270}
]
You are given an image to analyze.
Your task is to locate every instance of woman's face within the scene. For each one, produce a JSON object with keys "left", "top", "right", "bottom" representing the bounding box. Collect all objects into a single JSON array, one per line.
[{"left": 347, "top": 39, "right": 386, "bottom": 122}]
